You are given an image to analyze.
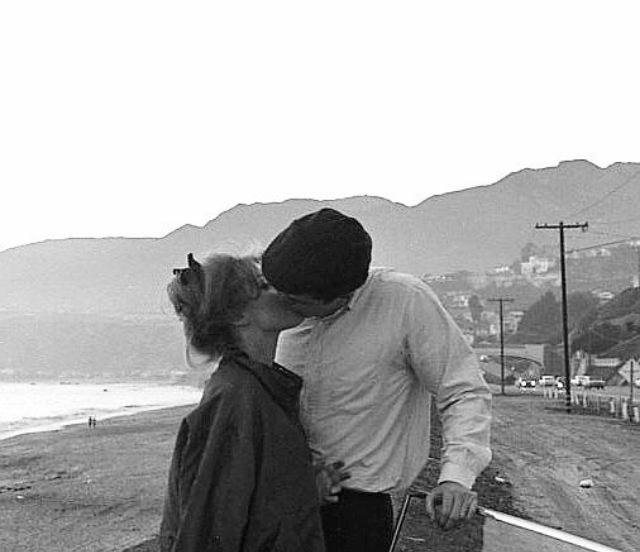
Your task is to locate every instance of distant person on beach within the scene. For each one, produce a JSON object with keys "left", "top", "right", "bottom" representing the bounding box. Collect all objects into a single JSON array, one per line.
[
  {"left": 262, "top": 208, "right": 493, "bottom": 552},
  {"left": 159, "top": 253, "right": 328, "bottom": 551}
]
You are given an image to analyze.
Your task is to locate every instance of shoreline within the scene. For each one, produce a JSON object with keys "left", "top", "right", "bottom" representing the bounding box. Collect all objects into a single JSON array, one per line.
[
  {"left": 0, "top": 401, "right": 199, "bottom": 444},
  {"left": 0, "top": 381, "right": 201, "bottom": 443}
]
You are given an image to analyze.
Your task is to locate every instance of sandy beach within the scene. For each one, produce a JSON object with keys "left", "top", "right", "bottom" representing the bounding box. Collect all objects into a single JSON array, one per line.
[
  {"left": 0, "top": 405, "right": 191, "bottom": 552},
  {"left": 3, "top": 390, "right": 637, "bottom": 552}
]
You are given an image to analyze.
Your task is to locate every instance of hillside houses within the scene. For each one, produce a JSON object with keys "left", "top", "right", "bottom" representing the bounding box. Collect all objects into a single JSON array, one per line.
[
  {"left": 426, "top": 254, "right": 562, "bottom": 295},
  {"left": 424, "top": 254, "right": 559, "bottom": 344},
  {"left": 521, "top": 255, "right": 555, "bottom": 276},
  {"left": 573, "top": 350, "right": 637, "bottom": 386},
  {"left": 584, "top": 335, "right": 640, "bottom": 386},
  {"left": 425, "top": 238, "right": 640, "bottom": 343},
  {"left": 427, "top": 237, "right": 639, "bottom": 298},
  {"left": 428, "top": 285, "right": 525, "bottom": 345}
]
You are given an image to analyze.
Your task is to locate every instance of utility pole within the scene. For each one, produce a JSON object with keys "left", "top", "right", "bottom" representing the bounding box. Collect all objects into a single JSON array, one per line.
[
  {"left": 630, "top": 357, "right": 636, "bottom": 407},
  {"left": 489, "top": 297, "right": 514, "bottom": 395},
  {"left": 536, "top": 221, "right": 588, "bottom": 413},
  {"left": 628, "top": 240, "right": 640, "bottom": 287}
]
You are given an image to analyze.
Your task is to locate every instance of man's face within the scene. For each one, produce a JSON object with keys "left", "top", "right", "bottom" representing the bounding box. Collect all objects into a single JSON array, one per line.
[
  {"left": 278, "top": 292, "right": 350, "bottom": 319},
  {"left": 242, "top": 275, "right": 305, "bottom": 332}
]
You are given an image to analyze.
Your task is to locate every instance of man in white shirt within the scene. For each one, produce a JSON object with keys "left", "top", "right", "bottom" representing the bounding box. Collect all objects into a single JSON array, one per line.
[{"left": 262, "top": 208, "right": 492, "bottom": 552}]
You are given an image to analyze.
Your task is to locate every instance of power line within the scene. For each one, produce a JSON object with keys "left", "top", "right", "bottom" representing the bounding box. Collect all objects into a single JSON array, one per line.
[
  {"left": 567, "top": 229, "right": 635, "bottom": 241},
  {"left": 566, "top": 168, "right": 640, "bottom": 219},
  {"left": 566, "top": 237, "right": 640, "bottom": 254},
  {"left": 590, "top": 216, "right": 640, "bottom": 227}
]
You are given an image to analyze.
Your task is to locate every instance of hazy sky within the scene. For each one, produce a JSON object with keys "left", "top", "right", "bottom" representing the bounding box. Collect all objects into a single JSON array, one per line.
[{"left": 1, "top": 1, "right": 639, "bottom": 252}]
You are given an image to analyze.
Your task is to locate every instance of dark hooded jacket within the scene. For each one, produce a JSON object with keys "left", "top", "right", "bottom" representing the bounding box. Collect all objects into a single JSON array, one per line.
[{"left": 159, "top": 351, "right": 325, "bottom": 552}]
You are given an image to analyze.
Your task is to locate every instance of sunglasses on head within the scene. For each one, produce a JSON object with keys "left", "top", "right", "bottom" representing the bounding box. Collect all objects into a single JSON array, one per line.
[{"left": 173, "top": 253, "right": 203, "bottom": 288}]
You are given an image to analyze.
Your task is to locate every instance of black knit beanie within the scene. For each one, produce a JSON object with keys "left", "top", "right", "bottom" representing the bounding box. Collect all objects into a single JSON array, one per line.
[{"left": 262, "top": 208, "right": 372, "bottom": 300}]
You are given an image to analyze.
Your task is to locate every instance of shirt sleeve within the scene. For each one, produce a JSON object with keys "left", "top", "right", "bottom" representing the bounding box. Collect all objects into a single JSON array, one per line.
[
  {"left": 171, "top": 394, "right": 263, "bottom": 551},
  {"left": 403, "top": 281, "right": 492, "bottom": 489}
]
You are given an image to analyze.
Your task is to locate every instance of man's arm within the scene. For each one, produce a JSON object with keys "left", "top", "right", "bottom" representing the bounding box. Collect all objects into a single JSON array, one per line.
[{"left": 404, "top": 282, "right": 492, "bottom": 528}]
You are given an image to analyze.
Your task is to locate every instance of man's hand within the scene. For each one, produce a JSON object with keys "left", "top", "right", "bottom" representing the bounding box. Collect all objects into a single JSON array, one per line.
[
  {"left": 425, "top": 481, "right": 478, "bottom": 530},
  {"left": 314, "top": 460, "right": 351, "bottom": 505}
]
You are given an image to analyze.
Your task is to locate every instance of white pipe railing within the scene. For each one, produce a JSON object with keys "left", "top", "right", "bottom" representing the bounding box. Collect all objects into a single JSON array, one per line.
[
  {"left": 389, "top": 491, "right": 624, "bottom": 552},
  {"left": 478, "top": 506, "right": 623, "bottom": 552}
]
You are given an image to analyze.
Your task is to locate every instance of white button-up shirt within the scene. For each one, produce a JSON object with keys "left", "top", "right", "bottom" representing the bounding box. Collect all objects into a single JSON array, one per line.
[{"left": 276, "top": 268, "right": 492, "bottom": 493}]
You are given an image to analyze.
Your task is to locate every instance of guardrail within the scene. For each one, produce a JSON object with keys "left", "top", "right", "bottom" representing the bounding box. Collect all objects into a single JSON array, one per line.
[{"left": 542, "top": 387, "right": 640, "bottom": 423}]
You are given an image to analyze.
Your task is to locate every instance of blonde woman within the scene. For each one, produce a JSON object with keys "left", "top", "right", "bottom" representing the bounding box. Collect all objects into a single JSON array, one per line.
[{"left": 160, "top": 253, "right": 325, "bottom": 552}]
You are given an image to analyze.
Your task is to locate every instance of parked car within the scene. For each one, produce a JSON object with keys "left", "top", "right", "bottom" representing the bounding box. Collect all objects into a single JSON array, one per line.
[
  {"left": 571, "top": 375, "right": 590, "bottom": 387},
  {"left": 539, "top": 375, "right": 556, "bottom": 387},
  {"left": 515, "top": 377, "right": 536, "bottom": 390},
  {"left": 583, "top": 377, "right": 606, "bottom": 389},
  {"left": 635, "top": 378, "right": 640, "bottom": 388}
]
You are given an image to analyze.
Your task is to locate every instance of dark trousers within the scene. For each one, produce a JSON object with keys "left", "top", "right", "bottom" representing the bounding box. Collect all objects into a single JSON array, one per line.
[{"left": 320, "top": 489, "right": 394, "bottom": 552}]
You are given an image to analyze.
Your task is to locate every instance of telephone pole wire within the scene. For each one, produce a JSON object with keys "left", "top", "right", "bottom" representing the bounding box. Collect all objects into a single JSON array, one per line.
[
  {"left": 489, "top": 298, "right": 514, "bottom": 395},
  {"left": 535, "top": 221, "right": 589, "bottom": 413}
]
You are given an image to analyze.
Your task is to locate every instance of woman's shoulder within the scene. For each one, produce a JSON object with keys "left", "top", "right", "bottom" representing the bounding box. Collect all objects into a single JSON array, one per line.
[
  {"left": 185, "top": 379, "right": 261, "bottom": 440},
  {"left": 197, "top": 356, "right": 263, "bottom": 411},
  {"left": 201, "top": 356, "right": 251, "bottom": 389}
]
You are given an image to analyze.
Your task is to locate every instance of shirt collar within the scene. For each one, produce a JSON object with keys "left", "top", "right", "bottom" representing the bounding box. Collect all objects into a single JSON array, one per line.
[{"left": 345, "top": 270, "right": 373, "bottom": 310}]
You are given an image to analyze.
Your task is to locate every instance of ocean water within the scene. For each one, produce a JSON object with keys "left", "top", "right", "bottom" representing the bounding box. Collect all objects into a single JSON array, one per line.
[{"left": 0, "top": 382, "right": 202, "bottom": 441}]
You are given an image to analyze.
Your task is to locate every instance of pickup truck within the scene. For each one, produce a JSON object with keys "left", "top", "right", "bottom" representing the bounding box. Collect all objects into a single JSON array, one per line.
[
  {"left": 572, "top": 375, "right": 606, "bottom": 389},
  {"left": 584, "top": 378, "right": 606, "bottom": 389},
  {"left": 538, "top": 375, "right": 557, "bottom": 387}
]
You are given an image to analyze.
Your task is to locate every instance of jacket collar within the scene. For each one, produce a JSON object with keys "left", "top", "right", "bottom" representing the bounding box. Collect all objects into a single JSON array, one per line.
[{"left": 223, "top": 349, "right": 303, "bottom": 418}]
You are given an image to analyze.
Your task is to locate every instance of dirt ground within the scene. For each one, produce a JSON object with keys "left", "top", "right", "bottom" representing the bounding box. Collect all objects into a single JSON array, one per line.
[
  {"left": 392, "top": 390, "right": 640, "bottom": 552},
  {"left": 485, "top": 392, "right": 640, "bottom": 551},
  {"left": 123, "top": 390, "right": 640, "bottom": 552}
]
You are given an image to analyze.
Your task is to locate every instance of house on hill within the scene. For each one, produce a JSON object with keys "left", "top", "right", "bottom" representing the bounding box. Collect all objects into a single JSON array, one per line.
[
  {"left": 597, "top": 335, "right": 640, "bottom": 386},
  {"left": 575, "top": 336, "right": 640, "bottom": 385},
  {"left": 573, "top": 349, "right": 620, "bottom": 384}
]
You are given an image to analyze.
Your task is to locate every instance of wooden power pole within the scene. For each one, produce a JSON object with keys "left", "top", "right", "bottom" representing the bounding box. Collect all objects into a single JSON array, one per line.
[
  {"left": 489, "top": 297, "right": 514, "bottom": 395},
  {"left": 535, "top": 221, "right": 588, "bottom": 413}
]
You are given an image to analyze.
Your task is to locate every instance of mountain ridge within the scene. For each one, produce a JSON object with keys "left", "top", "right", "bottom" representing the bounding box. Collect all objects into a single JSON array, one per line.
[{"left": 2, "top": 159, "right": 640, "bottom": 315}]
